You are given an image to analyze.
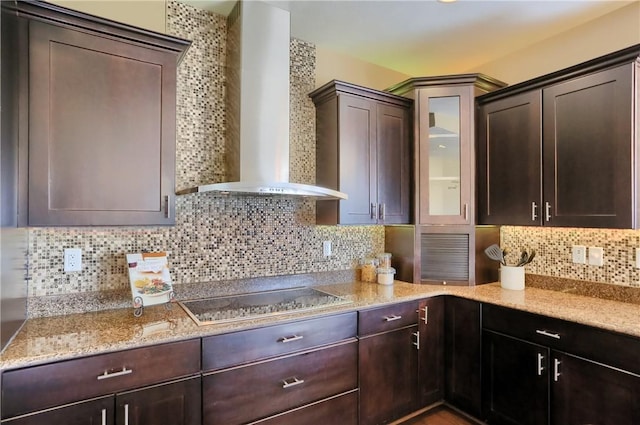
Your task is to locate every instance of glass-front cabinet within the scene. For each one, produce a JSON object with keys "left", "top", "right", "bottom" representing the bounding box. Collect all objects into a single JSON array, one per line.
[{"left": 418, "top": 86, "right": 472, "bottom": 225}]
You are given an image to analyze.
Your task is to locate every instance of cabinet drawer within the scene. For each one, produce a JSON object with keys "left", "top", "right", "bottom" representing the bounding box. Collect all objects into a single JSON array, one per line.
[
  {"left": 482, "top": 303, "right": 640, "bottom": 375},
  {"left": 248, "top": 391, "right": 358, "bottom": 425},
  {"left": 358, "top": 301, "right": 419, "bottom": 336},
  {"left": 202, "top": 312, "right": 356, "bottom": 371},
  {"left": 2, "top": 339, "right": 200, "bottom": 419},
  {"left": 203, "top": 340, "right": 358, "bottom": 425}
]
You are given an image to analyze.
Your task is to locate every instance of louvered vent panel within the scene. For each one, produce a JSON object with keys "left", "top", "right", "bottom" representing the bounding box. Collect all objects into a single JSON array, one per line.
[{"left": 421, "top": 233, "right": 469, "bottom": 281}]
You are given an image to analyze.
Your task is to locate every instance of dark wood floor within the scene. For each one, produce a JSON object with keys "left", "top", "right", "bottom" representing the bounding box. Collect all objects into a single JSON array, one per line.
[{"left": 397, "top": 405, "right": 478, "bottom": 425}]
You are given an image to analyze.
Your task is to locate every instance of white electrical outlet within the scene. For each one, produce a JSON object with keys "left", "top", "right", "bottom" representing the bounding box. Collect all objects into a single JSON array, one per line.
[
  {"left": 323, "top": 241, "right": 332, "bottom": 257},
  {"left": 64, "top": 248, "right": 82, "bottom": 272},
  {"left": 636, "top": 248, "right": 640, "bottom": 269},
  {"left": 588, "top": 247, "right": 603, "bottom": 267},
  {"left": 571, "top": 245, "right": 586, "bottom": 264}
]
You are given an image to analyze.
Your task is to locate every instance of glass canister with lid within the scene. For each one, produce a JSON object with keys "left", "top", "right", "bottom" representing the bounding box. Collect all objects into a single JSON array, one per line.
[
  {"left": 360, "top": 257, "right": 378, "bottom": 283},
  {"left": 377, "top": 252, "right": 392, "bottom": 269}
]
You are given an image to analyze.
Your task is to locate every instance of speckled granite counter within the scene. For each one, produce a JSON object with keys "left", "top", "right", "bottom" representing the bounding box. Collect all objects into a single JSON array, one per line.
[{"left": 2, "top": 280, "right": 639, "bottom": 371}]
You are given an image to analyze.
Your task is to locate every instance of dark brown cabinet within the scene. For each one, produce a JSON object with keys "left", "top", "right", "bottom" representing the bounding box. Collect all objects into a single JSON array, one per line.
[
  {"left": 3, "top": 1, "right": 189, "bottom": 226},
  {"left": 201, "top": 312, "right": 358, "bottom": 425},
  {"left": 478, "top": 45, "right": 640, "bottom": 228},
  {"left": 444, "top": 297, "right": 481, "bottom": 417},
  {"left": 418, "top": 296, "right": 445, "bottom": 406},
  {"left": 358, "top": 301, "right": 421, "bottom": 425},
  {"left": 482, "top": 303, "right": 640, "bottom": 425},
  {"left": 6, "top": 377, "right": 201, "bottom": 425},
  {"left": 310, "top": 80, "right": 412, "bottom": 225}
]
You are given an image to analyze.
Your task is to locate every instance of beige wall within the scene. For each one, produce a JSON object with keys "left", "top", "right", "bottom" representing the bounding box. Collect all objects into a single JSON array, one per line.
[
  {"left": 470, "top": 1, "right": 640, "bottom": 85},
  {"left": 47, "top": 0, "right": 167, "bottom": 34},
  {"left": 315, "top": 46, "right": 411, "bottom": 91}
]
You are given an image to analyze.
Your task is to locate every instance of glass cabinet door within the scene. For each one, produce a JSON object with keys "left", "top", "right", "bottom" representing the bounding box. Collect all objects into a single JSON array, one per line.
[{"left": 418, "top": 87, "right": 471, "bottom": 224}]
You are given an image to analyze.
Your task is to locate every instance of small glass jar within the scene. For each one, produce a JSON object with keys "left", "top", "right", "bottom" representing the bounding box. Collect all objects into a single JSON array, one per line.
[
  {"left": 377, "top": 267, "right": 396, "bottom": 285},
  {"left": 360, "top": 257, "right": 378, "bottom": 283},
  {"left": 377, "top": 253, "right": 392, "bottom": 269}
]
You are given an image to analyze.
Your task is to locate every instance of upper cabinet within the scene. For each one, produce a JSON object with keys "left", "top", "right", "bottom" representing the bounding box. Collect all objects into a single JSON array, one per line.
[
  {"left": 2, "top": 1, "right": 190, "bottom": 226},
  {"left": 388, "top": 75, "right": 506, "bottom": 226},
  {"left": 310, "top": 81, "right": 412, "bottom": 225},
  {"left": 477, "top": 45, "right": 640, "bottom": 229}
]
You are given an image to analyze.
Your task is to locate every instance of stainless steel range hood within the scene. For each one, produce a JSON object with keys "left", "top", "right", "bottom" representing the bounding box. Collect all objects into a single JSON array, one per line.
[{"left": 177, "top": 1, "right": 347, "bottom": 200}]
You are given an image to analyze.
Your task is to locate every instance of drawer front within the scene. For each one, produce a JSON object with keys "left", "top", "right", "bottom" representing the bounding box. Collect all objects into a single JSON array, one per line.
[
  {"left": 248, "top": 391, "right": 358, "bottom": 425},
  {"left": 202, "top": 312, "right": 356, "bottom": 371},
  {"left": 203, "top": 340, "right": 358, "bottom": 425},
  {"left": 482, "top": 303, "right": 640, "bottom": 375},
  {"left": 358, "top": 301, "right": 419, "bottom": 336},
  {"left": 2, "top": 339, "right": 200, "bottom": 419}
]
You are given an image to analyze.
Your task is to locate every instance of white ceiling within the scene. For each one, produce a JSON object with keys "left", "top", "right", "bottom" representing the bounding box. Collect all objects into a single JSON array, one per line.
[{"left": 181, "top": 0, "right": 635, "bottom": 76}]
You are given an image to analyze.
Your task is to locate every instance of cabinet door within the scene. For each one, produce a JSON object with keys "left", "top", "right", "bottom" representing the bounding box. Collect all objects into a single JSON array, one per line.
[
  {"left": 377, "top": 102, "right": 411, "bottom": 224},
  {"left": 337, "top": 94, "right": 378, "bottom": 224},
  {"left": 28, "top": 20, "right": 176, "bottom": 226},
  {"left": 418, "top": 297, "right": 444, "bottom": 406},
  {"left": 543, "top": 64, "right": 633, "bottom": 228},
  {"left": 551, "top": 351, "right": 640, "bottom": 425},
  {"left": 4, "top": 397, "right": 113, "bottom": 425},
  {"left": 116, "top": 377, "right": 201, "bottom": 425},
  {"left": 444, "top": 297, "right": 481, "bottom": 416},
  {"left": 477, "top": 91, "right": 542, "bottom": 225},
  {"left": 418, "top": 87, "right": 472, "bottom": 225},
  {"left": 359, "top": 326, "right": 420, "bottom": 425},
  {"left": 482, "top": 331, "right": 549, "bottom": 425}
]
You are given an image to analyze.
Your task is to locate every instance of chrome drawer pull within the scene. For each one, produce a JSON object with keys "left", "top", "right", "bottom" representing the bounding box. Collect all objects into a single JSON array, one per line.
[
  {"left": 97, "top": 367, "right": 133, "bottom": 380},
  {"left": 384, "top": 315, "right": 402, "bottom": 322},
  {"left": 537, "top": 353, "right": 545, "bottom": 376},
  {"left": 279, "top": 335, "right": 304, "bottom": 343},
  {"left": 421, "top": 306, "right": 428, "bottom": 324},
  {"left": 545, "top": 202, "right": 552, "bottom": 222},
  {"left": 124, "top": 403, "right": 129, "bottom": 425},
  {"left": 531, "top": 202, "right": 538, "bottom": 221},
  {"left": 412, "top": 331, "right": 420, "bottom": 350},
  {"left": 554, "top": 358, "right": 561, "bottom": 382},
  {"left": 282, "top": 377, "right": 305, "bottom": 389},
  {"left": 102, "top": 409, "right": 107, "bottom": 425},
  {"left": 536, "top": 329, "right": 560, "bottom": 339}
]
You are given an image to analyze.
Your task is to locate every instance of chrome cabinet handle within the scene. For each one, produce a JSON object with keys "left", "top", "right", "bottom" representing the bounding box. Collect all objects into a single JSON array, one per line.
[
  {"left": 97, "top": 367, "right": 133, "bottom": 380},
  {"left": 531, "top": 202, "right": 538, "bottom": 221},
  {"left": 536, "top": 329, "right": 560, "bottom": 340},
  {"left": 412, "top": 331, "right": 420, "bottom": 350},
  {"left": 102, "top": 409, "right": 107, "bottom": 425},
  {"left": 384, "top": 315, "right": 402, "bottom": 322},
  {"left": 420, "top": 306, "right": 428, "bottom": 325},
  {"left": 279, "top": 335, "right": 304, "bottom": 343},
  {"left": 545, "top": 202, "right": 552, "bottom": 222},
  {"left": 124, "top": 404, "right": 129, "bottom": 425},
  {"left": 379, "top": 203, "right": 386, "bottom": 221},
  {"left": 537, "top": 353, "right": 545, "bottom": 376},
  {"left": 370, "top": 203, "right": 377, "bottom": 220},
  {"left": 554, "top": 358, "right": 561, "bottom": 382},
  {"left": 463, "top": 203, "right": 468, "bottom": 221},
  {"left": 282, "top": 377, "right": 305, "bottom": 389},
  {"left": 165, "top": 195, "right": 171, "bottom": 219}
]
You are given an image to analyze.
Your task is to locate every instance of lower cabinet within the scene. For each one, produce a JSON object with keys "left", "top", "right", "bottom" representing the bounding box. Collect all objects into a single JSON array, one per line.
[
  {"left": 444, "top": 297, "right": 482, "bottom": 417},
  {"left": 202, "top": 341, "right": 358, "bottom": 425},
  {"left": 249, "top": 391, "right": 359, "bottom": 425},
  {"left": 482, "top": 303, "right": 640, "bottom": 425},
  {"left": 418, "top": 296, "right": 445, "bottom": 406},
  {"left": 358, "top": 301, "right": 421, "bottom": 425},
  {"left": 4, "top": 377, "right": 201, "bottom": 425}
]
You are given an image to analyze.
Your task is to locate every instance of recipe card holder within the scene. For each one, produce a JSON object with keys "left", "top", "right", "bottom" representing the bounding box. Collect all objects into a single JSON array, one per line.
[{"left": 126, "top": 251, "right": 176, "bottom": 317}]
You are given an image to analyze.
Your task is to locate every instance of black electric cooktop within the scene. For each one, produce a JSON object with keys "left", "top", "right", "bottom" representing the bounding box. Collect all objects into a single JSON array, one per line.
[{"left": 179, "top": 287, "right": 351, "bottom": 326}]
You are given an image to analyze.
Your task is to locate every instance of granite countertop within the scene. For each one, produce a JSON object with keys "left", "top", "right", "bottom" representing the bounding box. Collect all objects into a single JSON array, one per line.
[{"left": 1, "top": 280, "right": 639, "bottom": 371}]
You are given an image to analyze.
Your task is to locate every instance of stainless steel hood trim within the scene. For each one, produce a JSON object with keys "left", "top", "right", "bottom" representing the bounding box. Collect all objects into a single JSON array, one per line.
[
  {"left": 176, "top": 181, "right": 347, "bottom": 199},
  {"left": 176, "top": 1, "right": 347, "bottom": 201}
]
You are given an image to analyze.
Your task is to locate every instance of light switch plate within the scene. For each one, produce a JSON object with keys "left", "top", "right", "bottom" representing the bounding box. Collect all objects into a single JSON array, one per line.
[
  {"left": 572, "top": 245, "right": 586, "bottom": 264},
  {"left": 588, "top": 247, "right": 603, "bottom": 266}
]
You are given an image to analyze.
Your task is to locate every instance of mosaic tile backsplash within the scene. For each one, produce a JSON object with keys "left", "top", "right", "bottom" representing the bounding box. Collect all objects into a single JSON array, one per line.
[
  {"left": 26, "top": 2, "right": 384, "bottom": 298},
  {"left": 501, "top": 226, "right": 640, "bottom": 288}
]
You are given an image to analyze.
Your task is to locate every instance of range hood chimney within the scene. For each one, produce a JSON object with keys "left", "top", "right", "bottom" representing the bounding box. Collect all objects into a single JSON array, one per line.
[{"left": 177, "top": 0, "right": 347, "bottom": 200}]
